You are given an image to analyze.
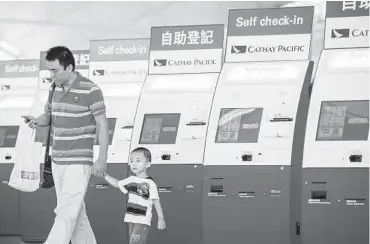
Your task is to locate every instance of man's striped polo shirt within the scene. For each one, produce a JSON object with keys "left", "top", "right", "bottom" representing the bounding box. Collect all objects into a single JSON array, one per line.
[{"left": 44, "top": 72, "right": 106, "bottom": 165}]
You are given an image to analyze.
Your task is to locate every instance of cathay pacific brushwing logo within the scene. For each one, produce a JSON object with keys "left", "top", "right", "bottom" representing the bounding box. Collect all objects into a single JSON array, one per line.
[
  {"left": 154, "top": 59, "right": 167, "bottom": 66},
  {"left": 43, "top": 78, "right": 53, "bottom": 83},
  {"left": 331, "top": 29, "right": 350, "bottom": 39},
  {"left": 231, "top": 45, "right": 246, "bottom": 54},
  {"left": 93, "top": 69, "right": 105, "bottom": 76}
]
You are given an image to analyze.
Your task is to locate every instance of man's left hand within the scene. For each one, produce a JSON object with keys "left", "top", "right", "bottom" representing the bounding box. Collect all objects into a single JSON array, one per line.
[{"left": 92, "top": 158, "right": 107, "bottom": 178}]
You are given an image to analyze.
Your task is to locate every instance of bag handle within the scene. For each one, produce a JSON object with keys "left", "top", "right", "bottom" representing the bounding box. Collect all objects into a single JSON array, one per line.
[{"left": 45, "top": 83, "right": 56, "bottom": 158}]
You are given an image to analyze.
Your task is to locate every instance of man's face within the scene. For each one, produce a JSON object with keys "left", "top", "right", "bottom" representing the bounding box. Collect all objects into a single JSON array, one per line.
[{"left": 46, "top": 59, "right": 72, "bottom": 86}]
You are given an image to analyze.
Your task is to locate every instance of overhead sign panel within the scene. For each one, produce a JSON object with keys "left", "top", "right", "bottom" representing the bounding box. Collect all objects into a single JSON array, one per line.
[
  {"left": 226, "top": 7, "right": 314, "bottom": 62},
  {"left": 0, "top": 60, "right": 39, "bottom": 78},
  {"left": 324, "top": 1, "right": 370, "bottom": 49},
  {"left": 89, "top": 38, "right": 149, "bottom": 83},
  {"left": 149, "top": 24, "right": 224, "bottom": 74}
]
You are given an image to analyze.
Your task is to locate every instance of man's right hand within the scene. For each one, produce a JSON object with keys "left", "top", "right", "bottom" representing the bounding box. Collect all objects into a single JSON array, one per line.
[{"left": 21, "top": 115, "right": 37, "bottom": 129}]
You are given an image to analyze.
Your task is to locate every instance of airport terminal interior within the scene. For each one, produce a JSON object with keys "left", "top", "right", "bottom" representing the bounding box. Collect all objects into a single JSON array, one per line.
[{"left": 0, "top": 1, "right": 369, "bottom": 244}]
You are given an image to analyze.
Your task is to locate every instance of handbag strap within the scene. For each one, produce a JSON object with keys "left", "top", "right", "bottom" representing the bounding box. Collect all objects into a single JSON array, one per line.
[{"left": 45, "top": 83, "right": 56, "bottom": 157}]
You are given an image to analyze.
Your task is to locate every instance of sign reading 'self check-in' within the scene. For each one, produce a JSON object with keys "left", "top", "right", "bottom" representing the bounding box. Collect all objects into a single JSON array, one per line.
[
  {"left": 325, "top": 1, "right": 369, "bottom": 49},
  {"left": 0, "top": 59, "right": 39, "bottom": 90},
  {"left": 89, "top": 38, "right": 149, "bottom": 83},
  {"left": 149, "top": 24, "right": 224, "bottom": 74},
  {"left": 0, "top": 60, "right": 39, "bottom": 78},
  {"left": 226, "top": 6, "right": 314, "bottom": 62}
]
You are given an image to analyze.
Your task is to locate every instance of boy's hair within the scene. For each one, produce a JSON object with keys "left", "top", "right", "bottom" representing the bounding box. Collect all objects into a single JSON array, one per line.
[
  {"left": 46, "top": 46, "right": 75, "bottom": 71},
  {"left": 131, "top": 147, "right": 151, "bottom": 162}
]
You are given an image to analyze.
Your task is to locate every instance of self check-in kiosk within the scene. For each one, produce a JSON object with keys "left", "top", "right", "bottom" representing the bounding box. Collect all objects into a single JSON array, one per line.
[
  {"left": 19, "top": 51, "right": 90, "bottom": 243},
  {"left": 202, "top": 7, "right": 314, "bottom": 244},
  {"left": 0, "top": 60, "right": 39, "bottom": 236},
  {"left": 85, "top": 38, "right": 149, "bottom": 244},
  {"left": 301, "top": 2, "right": 369, "bottom": 244},
  {"left": 130, "top": 25, "right": 224, "bottom": 244}
]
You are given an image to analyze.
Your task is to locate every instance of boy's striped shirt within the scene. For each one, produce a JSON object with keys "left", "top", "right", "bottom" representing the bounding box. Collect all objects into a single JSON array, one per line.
[{"left": 118, "top": 176, "right": 160, "bottom": 226}]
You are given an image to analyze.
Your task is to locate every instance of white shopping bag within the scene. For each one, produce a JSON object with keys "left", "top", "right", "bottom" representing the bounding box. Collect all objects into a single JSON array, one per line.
[{"left": 8, "top": 126, "right": 42, "bottom": 192}]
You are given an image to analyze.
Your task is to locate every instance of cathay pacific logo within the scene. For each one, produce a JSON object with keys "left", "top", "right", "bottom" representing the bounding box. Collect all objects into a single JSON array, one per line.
[
  {"left": 93, "top": 69, "right": 105, "bottom": 76},
  {"left": 154, "top": 59, "right": 167, "bottom": 66},
  {"left": 331, "top": 29, "right": 350, "bottom": 39},
  {"left": 231, "top": 45, "right": 246, "bottom": 54},
  {"left": 43, "top": 78, "right": 53, "bottom": 83},
  {"left": 1, "top": 85, "right": 10, "bottom": 91},
  {"left": 153, "top": 58, "right": 216, "bottom": 67},
  {"left": 92, "top": 69, "right": 146, "bottom": 76}
]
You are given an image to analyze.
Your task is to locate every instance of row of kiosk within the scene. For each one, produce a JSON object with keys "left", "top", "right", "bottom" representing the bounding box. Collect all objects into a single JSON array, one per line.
[{"left": 0, "top": 2, "right": 368, "bottom": 244}]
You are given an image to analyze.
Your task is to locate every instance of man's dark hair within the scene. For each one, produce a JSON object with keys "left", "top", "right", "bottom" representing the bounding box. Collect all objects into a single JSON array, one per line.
[
  {"left": 131, "top": 147, "right": 151, "bottom": 162},
  {"left": 46, "top": 46, "right": 75, "bottom": 71}
]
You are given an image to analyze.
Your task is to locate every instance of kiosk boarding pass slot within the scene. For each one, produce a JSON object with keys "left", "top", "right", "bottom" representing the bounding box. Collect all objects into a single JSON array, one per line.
[
  {"left": 183, "top": 121, "right": 207, "bottom": 140},
  {"left": 270, "top": 115, "right": 294, "bottom": 122},
  {"left": 181, "top": 108, "right": 209, "bottom": 140},
  {"left": 263, "top": 113, "right": 295, "bottom": 139},
  {"left": 186, "top": 122, "right": 206, "bottom": 126},
  {"left": 122, "top": 126, "right": 134, "bottom": 129}
]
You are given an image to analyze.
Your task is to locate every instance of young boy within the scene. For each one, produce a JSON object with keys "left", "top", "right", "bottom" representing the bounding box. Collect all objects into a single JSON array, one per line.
[{"left": 104, "top": 147, "right": 166, "bottom": 244}]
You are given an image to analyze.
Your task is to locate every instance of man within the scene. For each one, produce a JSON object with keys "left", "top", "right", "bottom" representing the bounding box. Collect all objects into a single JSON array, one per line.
[{"left": 22, "top": 46, "right": 109, "bottom": 244}]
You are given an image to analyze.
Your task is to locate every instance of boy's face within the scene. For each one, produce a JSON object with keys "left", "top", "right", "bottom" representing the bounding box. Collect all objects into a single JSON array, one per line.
[{"left": 129, "top": 151, "right": 150, "bottom": 174}]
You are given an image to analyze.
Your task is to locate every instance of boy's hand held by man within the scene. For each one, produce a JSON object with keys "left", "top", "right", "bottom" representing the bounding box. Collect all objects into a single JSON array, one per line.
[{"left": 93, "top": 157, "right": 107, "bottom": 178}]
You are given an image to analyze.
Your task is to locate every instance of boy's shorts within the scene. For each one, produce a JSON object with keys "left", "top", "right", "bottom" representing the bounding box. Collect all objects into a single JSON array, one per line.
[{"left": 128, "top": 223, "right": 150, "bottom": 244}]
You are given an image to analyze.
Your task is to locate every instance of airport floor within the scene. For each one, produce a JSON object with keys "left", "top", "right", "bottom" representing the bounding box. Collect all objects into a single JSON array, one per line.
[
  {"left": 0, "top": 236, "right": 22, "bottom": 244},
  {"left": 0, "top": 237, "right": 42, "bottom": 244},
  {"left": 0, "top": 236, "right": 46, "bottom": 244},
  {"left": 0, "top": 236, "right": 68, "bottom": 244}
]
